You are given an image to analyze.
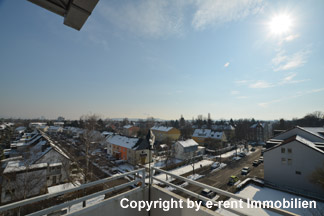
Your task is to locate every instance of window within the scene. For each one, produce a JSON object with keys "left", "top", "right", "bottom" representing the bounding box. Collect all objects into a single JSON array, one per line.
[
  {"left": 281, "top": 148, "right": 285, "bottom": 153},
  {"left": 296, "top": 171, "right": 302, "bottom": 175},
  {"left": 288, "top": 148, "right": 292, "bottom": 153},
  {"left": 288, "top": 158, "right": 292, "bottom": 165},
  {"left": 281, "top": 158, "right": 286, "bottom": 164}
]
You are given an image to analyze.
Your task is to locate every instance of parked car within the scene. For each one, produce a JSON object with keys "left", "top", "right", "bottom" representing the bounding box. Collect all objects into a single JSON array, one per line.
[
  {"left": 241, "top": 167, "right": 250, "bottom": 175},
  {"left": 258, "top": 156, "right": 264, "bottom": 163},
  {"left": 211, "top": 162, "right": 220, "bottom": 170},
  {"left": 251, "top": 147, "right": 256, "bottom": 152},
  {"left": 232, "top": 156, "right": 242, "bottom": 161},
  {"left": 228, "top": 176, "right": 239, "bottom": 186},
  {"left": 253, "top": 160, "right": 259, "bottom": 166},
  {"left": 238, "top": 152, "right": 246, "bottom": 157},
  {"left": 261, "top": 148, "right": 266, "bottom": 156},
  {"left": 199, "top": 189, "right": 217, "bottom": 206},
  {"left": 201, "top": 189, "right": 216, "bottom": 198}
]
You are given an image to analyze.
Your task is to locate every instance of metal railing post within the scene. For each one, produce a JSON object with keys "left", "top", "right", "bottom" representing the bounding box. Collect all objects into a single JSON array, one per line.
[{"left": 141, "top": 169, "right": 146, "bottom": 188}]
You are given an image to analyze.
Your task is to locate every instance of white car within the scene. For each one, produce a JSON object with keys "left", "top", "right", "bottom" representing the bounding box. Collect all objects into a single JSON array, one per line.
[
  {"left": 211, "top": 162, "right": 220, "bottom": 169},
  {"left": 241, "top": 167, "right": 250, "bottom": 175}
]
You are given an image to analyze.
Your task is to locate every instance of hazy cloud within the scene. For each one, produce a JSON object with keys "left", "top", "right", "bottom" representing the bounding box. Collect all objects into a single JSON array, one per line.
[
  {"left": 224, "top": 62, "right": 230, "bottom": 67},
  {"left": 98, "top": 0, "right": 185, "bottom": 38},
  {"left": 273, "top": 49, "right": 310, "bottom": 71},
  {"left": 97, "top": 0, "right": 264, "bottom": 37},
  {"left": 231, "top": 90, "right": 239, "bottom": 95},
  {"left": 279, "top": 73, "right": 308, "bottom": 85},
  {"left": 258, "top": 88, "right": 324, "bottom": 107},
  {"left": 235, "top": 80, "right": 251, "bottom": 85},
  {"left": 249, "top": 81, "right": 274, "bottom": 89},
  {"left": 192, "top": 0, "right": 264, "bottom": 30},
  {"left": 278, "top": 34, "right": 300, "bottom": 45},
  {"left": 284, "top": 34, "right": 299, "bottom": 42}
]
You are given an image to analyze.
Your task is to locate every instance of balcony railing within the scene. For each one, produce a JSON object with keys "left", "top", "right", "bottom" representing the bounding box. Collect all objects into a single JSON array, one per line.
[
  {"left": 0, "top": 167, "right": 300, "bottom": 216},
  {"left": 0, "top": 168, "right": 146, "bottom": 216},
  {"left": 151, "top": 167, "right": 298, "bottom": 216}
]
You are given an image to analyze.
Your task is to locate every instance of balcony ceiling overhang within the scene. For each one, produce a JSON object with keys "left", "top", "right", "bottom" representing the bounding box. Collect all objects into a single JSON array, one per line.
[{"left": 27, "top": 0, "right": 99, "bottom": 30}]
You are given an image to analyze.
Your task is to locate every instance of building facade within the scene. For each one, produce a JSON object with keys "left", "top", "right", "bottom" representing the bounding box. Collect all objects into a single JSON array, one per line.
[
  {"left": 151, "top": 126, "right": 180, "bottom": 142},
  {"left": 264, "top": 126, "right": 324, "bottom": 199}
]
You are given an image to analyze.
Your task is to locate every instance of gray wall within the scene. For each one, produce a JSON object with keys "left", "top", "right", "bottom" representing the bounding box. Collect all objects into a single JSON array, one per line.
[
  {"left": 71, "top": 186, "right": 221, "bottom": 216},
  {"left": 264, "top": 140, "right": 324, "bottom": 198}
]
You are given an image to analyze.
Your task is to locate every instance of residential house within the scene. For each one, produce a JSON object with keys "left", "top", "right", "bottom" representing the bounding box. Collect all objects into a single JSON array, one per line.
[
  {"left": 174, "top": 139, "right": 205, "bottom": 160},
  {"left": 47, "top": 126, "right": 63, "bottom": 134},
  {"left": 249, "top": 122, "right": 272, "bottom": 145},
  {"left": 106, "top": 135, "right": 150, "bottom": 165},
  {"left": 192, "top": 129, "right": 227, "bottom": 145},
  {"left": 1, "top": 160, "right": 63, "bottom": 203},
  {"left": 29, "top": 122, "right": 47, "bottom": 129},
  {"left": 122, "top": 125, "right": 139, "bottom": 137},
  {"left": 211, "top": 124, "right": 235, "bottom": 140},
  {"left": 1, "top": 131, "right": 71, "bottom": 203},
  {"left": 15, "top": 126, "right": 26, "bottom": 134},
  {"left": 151, "top": 126, "right": 180, "bottom": 142},
  {"left": 53, "top": 122, "right": 64, "bottom": 127},
  {"left": 264, "top": 126, "right": 324, "bottom": 199}
]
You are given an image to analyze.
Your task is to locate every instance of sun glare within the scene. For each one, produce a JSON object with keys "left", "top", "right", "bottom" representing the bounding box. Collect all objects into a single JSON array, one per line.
[{"left": 269, "top": 14, "right": 292, "bottom": 35}]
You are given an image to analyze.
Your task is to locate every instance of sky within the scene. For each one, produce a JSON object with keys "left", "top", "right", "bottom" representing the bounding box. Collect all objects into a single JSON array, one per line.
[{"left": 0, "top": 0, "right": 324, "bottom": 120}]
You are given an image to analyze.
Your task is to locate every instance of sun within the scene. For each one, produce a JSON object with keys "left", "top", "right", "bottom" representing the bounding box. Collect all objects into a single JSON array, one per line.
[{"left": 269, "top": 14, "right": 292, "bottom": 35}]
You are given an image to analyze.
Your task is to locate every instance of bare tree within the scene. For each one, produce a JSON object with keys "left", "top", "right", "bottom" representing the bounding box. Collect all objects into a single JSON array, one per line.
[
  {"left": 163, "top": 138, "right": 175, "bottom": 169},
  {"left": 187, "top": 151, "right": 198, "bottom": 175},
  {"left": 3, "top": 162, "right": 47, "bottom": 204},
  {"left": 310, "top": 162, "right": 324, "bottom": 190},
  {"left": 80, "top": 114, "right": 105, "bottom": 183}
]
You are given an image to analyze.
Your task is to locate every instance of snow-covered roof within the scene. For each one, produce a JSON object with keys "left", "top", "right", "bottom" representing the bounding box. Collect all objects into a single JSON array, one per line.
[
  {"left": 301, "top": 127, "right": 324, "bottom": 139},
  {"left": 48, "top": 126, "right": 63, "bottom": 131},
  {"left": 192, "top": 129, "right": 224, "bottom": 139},
  {"left": 250, "top": 122, "right": 265, "bottom": 129},
  {"left": 15, "top": 126, "right": 26, "bottom": 132},
  {"left": 177, "top": 139, "right": 198, "bottom": 148},
  {"left": 41, "top": 133, "right": 70, "bottom": 160},
  {"left": 151, "top": 126, "right": 173, "bottom": 132},
  {"left": 267, "top": 135, "right": 324, "bottom": 154},
  {"left": 102, "top": 131, "right": 113, "bottom": 136},
  {"left": 123, "top": 125, "right": 134, "bottom": 129},
  {"left": 3, "top": 161, "right": 47, "bottom": 174},
  {"left": 211, "top": 125, "right": 235, "bottom": 131},
  {"left": 48, "top": 182, "right": 80, "bottom": 194},
  {"left": 28, "top": 140, "right": 52, "bottom": 164},
  {"left": 107, "top": 135, "right": 139, "bottom": 150},
  {"left": 49, "top": 162, "right": 62, "bottom": 167},
  {"left": 294, "top": 135, "right": 324, "bottom": 153}
]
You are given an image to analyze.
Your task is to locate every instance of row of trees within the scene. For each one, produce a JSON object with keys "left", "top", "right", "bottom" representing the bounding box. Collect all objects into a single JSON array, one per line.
[{"left": 273, "top": 111, "right": 324, "bottom": 131}]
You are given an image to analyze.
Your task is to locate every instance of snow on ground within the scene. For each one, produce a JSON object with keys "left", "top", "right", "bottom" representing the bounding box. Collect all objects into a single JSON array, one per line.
[
  {"left": 151, "top": 160, "right": 213, "bottom": 184},
  {"left": 216, "top": 184, "right": 324, "bottom": 216},
  {"left": 68, "top": 195, "right": 105, "bottom": 213},
  {"left": 211, "top": 163, "right": 227, "bottom": 173},
  {"left": 165, "top": 174, "right": 204, "bottom": 192},
  {"left": 187, "top": 174, "right": 204, "bottom": 181},
  {"left": 144, "top": 158, "right": 182, "bottom": 169},
  {"left": 118, "top": 163, "right": 135, "bottom": 172},
  {"left": 216, "top": 147, "right": 252, "bottom": 159},
  {"left": 48, "top": 182, "right": 80, "bottom": 194}
]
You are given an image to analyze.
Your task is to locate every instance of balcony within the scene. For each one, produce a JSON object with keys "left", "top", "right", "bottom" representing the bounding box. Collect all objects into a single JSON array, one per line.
[{"left": 0, "top": 168, "right": 298, "bottom": 216}]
